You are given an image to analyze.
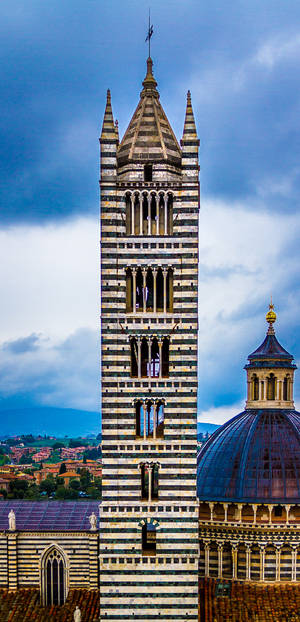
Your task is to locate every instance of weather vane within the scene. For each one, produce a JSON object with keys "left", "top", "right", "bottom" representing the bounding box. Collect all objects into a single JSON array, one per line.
[{"left": 145, "top": 9, "right": 154, "bottom": 57}]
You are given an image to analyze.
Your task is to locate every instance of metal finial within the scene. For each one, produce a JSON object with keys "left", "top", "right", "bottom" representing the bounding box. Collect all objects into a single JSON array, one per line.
[{"left": 145, "top": 9, "right": 154, "bottom": 58}]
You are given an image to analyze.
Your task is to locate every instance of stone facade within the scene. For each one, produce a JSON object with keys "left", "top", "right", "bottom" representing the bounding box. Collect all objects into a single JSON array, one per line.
[{"left": 99, "top": 58, "right": 200, "bottom": 620}]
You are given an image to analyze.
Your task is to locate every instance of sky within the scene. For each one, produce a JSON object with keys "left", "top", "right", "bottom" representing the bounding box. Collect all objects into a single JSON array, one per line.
[{"left": 0, "top": 0, "right": 300, "bottom": 431}]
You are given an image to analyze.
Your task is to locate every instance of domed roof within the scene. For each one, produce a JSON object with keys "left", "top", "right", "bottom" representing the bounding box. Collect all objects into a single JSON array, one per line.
[
  {"left": 197, "top": 409, "right": 300, "bottom": 503},
  {"left": 117, "top": 58, "right": 181, "bottom": 166}
]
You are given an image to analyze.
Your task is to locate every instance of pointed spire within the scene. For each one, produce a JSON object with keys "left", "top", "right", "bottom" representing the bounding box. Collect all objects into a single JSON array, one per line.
[
  {"left": 141, "top": 57, "right": 159, "bottom": 98},
  {"left": 182, "top": 90, "right": 198, "bottom": 140},
  {"left": 100, "top": 89, "right": 115, "bottom": 139}
]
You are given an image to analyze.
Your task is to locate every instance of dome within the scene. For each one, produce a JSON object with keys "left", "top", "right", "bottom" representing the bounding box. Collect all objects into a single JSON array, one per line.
[{"left": 197, "top": 408, "right": 300, "bottom": 503}]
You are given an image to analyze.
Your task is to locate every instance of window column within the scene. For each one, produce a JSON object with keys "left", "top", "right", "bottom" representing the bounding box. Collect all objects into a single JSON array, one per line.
[
  {"left": 147, "top": 194, "right": 151, "bottom": 236},
  {"left": 218, "top": 544, "right": 223, "bottom": 578},
  {"left": 142, "top": 268, "right": 147, "bottom": 313},
  {"left": 292, "top": 548, "right": 297, "bottom": 581},
  {"left": 155, "top": 195, "right": 159, "bottom": 235},
  {"left": 153, "top": 402, "right": 157, "bottom": 440},
  {"left": 246, "top": 546, "right": 251, "bottom": 581},
  {"left": 143, "top": 402, "right": 147, "bottom": 440},
  {"left": 204, "top": 543, "right": 210, "bottom": 577},
  {"left": 132, "top": 268, "right": 137, "bottom": 313},
  {"left": 130, "top": 195, "right": 134, "bottom": 235},
  {"left": 139, "top": 194, "right": 143, "bottom": 235},
  {"left": 164, "top": 196, "right": 168, "bottom": 235}
]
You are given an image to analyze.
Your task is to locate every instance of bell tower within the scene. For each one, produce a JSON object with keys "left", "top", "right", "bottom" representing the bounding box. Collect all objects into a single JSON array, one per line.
[{"left": 99, "top": 57, "right": 200, "bottom": 621}]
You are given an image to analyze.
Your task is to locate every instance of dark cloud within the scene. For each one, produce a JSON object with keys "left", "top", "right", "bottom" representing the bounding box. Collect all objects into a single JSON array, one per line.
[{"left": 2, "top": 333, "right": 41, "bottom": 354}]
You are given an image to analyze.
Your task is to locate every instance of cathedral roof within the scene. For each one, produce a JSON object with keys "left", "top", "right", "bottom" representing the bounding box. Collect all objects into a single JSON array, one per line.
[
  {"left": 117, "top": 57, "right": 182, "bottom": 166},
  {"left": 0, "top": 501, "right": 99, "bottom": 531},
  {"left": 197, "top": 408, "right": 300, "bottom": 503}
]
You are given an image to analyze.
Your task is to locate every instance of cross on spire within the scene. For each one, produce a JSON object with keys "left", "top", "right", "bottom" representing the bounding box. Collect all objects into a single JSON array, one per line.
[{"left": 145, "top": 9, "right": 154, "bottom": 57}]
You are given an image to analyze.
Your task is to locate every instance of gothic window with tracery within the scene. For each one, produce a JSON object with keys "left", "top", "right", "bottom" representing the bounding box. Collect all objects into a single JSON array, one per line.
[{"left": 42, "top": 547, "right": 67, "bottom": 606}]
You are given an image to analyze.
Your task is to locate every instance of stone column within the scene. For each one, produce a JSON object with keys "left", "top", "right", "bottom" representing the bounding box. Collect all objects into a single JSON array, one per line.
[
  {"left": 148, "top": 338, "right": 152, "bottom": 379},
  {"left": 246, "top": 546, "right": 251, "bottom": 581},
  {"left": 158, "top": 340, "right": 163, "bottom": 379},
  {"left": 163, "top": 268, "right": 167, "bottom": 314},
  {"left": 237, "top": 503, "right": 243, "bottom": 523},
  {"left": 285, "top": 504, "right": 291, "bottom": 525},
  {"left": 142, "top": 268, "right": 147, "bottom": 313},
  {"left": 148, "top": 463, "right": 152, "bottom": 503},
  {"left": 204, "top": 543, "right": 210, "bottom": 577},
  {"left": 143, "top": 402, "right": 147, "bottom": 440},
  {"left": 259, "top": 379, "right": 263, "bottom": 401},
  {"left": 252, "top": 504, "right": 257, "bottom": 524},
  {"left": 218, "top": 544, "right": 223, "bottom": 578},
  {"left": 275, "top": 548, "right": 280, "bottom": 581},
  {"left": 247, "top": 380, "right": 251, "bottom": 401},
  {"left": 132, "top": 268, "right": 137, "bottom": 313},
  {"left": 137, "top": 337, "right": 142, "bottom": 378},
  {"left": 232, "top": 547, "right": 238, "bottom": 580},
  {"left": 153, "top": 268, "right": 157, "bottom": 313},
  {"left": 156, "top": 195, "right": 159, "bottom": 235},
  {"left": 292, "top": 548, "right": 297, "bottom": 581},
  {"left": 268, "top": 504, "right": 273, "bottom": 525},
  {"left": 147, "top": 194, "right": 151, "bottom": 236},
  {"left": 164, "top": 196, "right": 168, "bottom": 235},
  {"left": 223, "top": 503, "right": 228, "bottom": 523},
  {"left": 153, "top": 402, "right": 157, "bottom": 440},
  {"left": 209, "top": 502, "right": 214, "bottom": 522},
  {"left": 131, "top": 195, "right": 134, "bottom": 236}
]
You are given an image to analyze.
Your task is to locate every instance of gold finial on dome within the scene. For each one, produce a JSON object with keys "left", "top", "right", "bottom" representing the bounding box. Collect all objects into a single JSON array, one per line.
[{"left": 266, "top": 297, "right": 276, "bottom": 334}]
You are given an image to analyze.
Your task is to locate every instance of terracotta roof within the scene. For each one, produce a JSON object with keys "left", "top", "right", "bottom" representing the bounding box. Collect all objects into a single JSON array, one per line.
[
  {"left": 57, "top": 471, "right": 78, "bottom": 478},
  {"left": 0, "top": 588, "right": 99, "bottom": 621},
  {"left": 117, "top": 57, "right": 181, "bottom": 167},
  {"left": 0, "top": 501, "right": 99, "bottom": 531}
]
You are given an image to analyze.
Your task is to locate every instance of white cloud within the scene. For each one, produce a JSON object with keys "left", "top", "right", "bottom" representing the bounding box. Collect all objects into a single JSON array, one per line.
[
  {"left": 0, "top": 217, "right": 99, "bottom": 342},
  {"left": 199, "top": 402, "right": 244, "bottom": 426},
  {"left": 254, "top": 33, "right": 300, "bottom": 69}
]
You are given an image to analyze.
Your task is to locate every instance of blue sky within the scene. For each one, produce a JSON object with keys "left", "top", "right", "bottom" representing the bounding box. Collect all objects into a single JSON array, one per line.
[{"left": 0, "top": 0, "right": 300, "bottom": 430}]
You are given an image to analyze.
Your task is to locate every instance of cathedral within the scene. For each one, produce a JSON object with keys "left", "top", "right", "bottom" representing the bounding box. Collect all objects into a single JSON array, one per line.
[{"left": 0, "top": 55, "right": 299, "bottom": 621}]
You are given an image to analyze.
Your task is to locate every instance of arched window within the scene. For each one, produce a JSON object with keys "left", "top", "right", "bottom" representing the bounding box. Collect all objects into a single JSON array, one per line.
[
  {"left": 144, "top": 164, "right": 152, "bottom": 182},
  {"left": 156, "top": 268, "right": 164, "bottom": 312},
  {"left": 125, "top": 194, "right": 131, "bottom": 235},
  {"left": 141, "top": 338, "right": 148, "bottom": 377},
  {"left": 166, "top": 268, "right": 173, "bottom": 312},
  {"left": 41, "top": 547, "right": 67, "bottom": 606},
  {"left": 146, "top": 268, "right": 154, "bottom": 310},
  {"left": 130, "top": 338, "right": 138, "bottom": 377},
  {"left": 136, "top": 267, "right": 143, "bottom": 311},
  {"left": 134, "top": 194, "right": 140, "bottom": 235},
  {"left": 156, "top": 401, "right": 164, "bottom": 438},
  {"left": 142, "top": 522, "right": 156, "bottom": 555},
  {"left": 150, "top": 194, "right": 156, "bottom": 235},
  {"left": 150, "top": 338, "right": 160, "bottom": 377},
  {"left": 141, "top": 463, "right": 149, "bottom": 499},
  {"left": 159, "top": 194, "right": 165, "bottom": 235},
  {"left": 252, "top": 375, "right": 259, "bottom": 400},
  {"left": 162, "top": 338, "right": 169, "bottom": 377},
  {"left": 283, "top": 376, "right": 289, "bottom": 401},
  {"left": 267, "top": 373, "right": 276, "bottom": 400},
  {"left": 142, "top": 194, "right": 148, "bottom": 235},
  {"left": 126, "top": 268, "right": 133, "bottom": 312},
  {"left": 152, "top": 464, "right": 159, "bottom": 499},
  {"left": 135, "top": 401, "right": 143, "bottom": 437},
  {"left": 167, "top": 194, "right": 173, "bottom": 234}
]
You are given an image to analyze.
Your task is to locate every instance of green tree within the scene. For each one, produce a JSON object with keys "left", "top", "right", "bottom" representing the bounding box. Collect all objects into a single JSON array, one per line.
[
  {"left": 0, "top": 488, "right": 7, "bottom": 498},
  {"left": 65, "top": 487, "right": 79, "bottom": 499},
  {"left": 69, "top": 438, "right": 88, "bottom": 448},
  {"left": 19, "top": 453, "right": 32, "bottom": 465},
  {"left": 69, "top": 479, "right": 80, "bottom": 491},
  {"left": 53, "top": 441, "right": 65, "bottom": 449},
  {"left": 55, "top": 486, "right": 67, "bottom": 499},
  {"left": 80, "top": 468, "right": 91, "bottom": 491},
  {"left": 40, "top": 475, "right": 56, "bottom": 496},
  {"left": 9, "top": 479, "right": 29, "bottom": 499},
  {"left": 25, "top": 484, "right": 39, "bottom": 500},
  {"left": 59, "top": 462, "right": 66, "bottom": 475}
]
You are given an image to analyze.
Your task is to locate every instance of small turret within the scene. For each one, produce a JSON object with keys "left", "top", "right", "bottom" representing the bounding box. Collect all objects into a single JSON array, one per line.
[
  {"left": 181, "top": 91, "right": 199, "bottom": 182},
  {"left": 245, "top": 302, "right": 296, "bottom": 409}
]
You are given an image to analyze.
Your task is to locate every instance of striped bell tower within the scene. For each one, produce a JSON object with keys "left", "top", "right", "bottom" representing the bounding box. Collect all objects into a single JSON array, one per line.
[{"left": 99, "top": 57, "right": 200, "bottom": 621}]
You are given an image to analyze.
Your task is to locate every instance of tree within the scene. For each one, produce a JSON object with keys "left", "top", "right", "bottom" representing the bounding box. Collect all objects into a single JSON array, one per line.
[
  {"left": 69, "top": 439, "right": 87, "bottom": 448},
  {"left": 0, "top": 489, "right": 7, "bottom": 498},
  {"left": 69, "top": 479, "right": 80, "bottom": 491},
  {"left": 40, "top": 475, "right": 56, "bottom": 496},
  {"left": 59, "top": 462, "right": 66, "bottom": 475},
  {"left": 9, "top": 479, "right": 29, "bottom": 499},
  {"left": 19, "top": 453, "right": 32, "bottom": 465},
  {"left": 53, "top": 441, "right": 65, "bottom": 449},
  {"left": 80, "top": 468, "right": 91, "bottom": 491},
  {"left": 55, "top": 486, "right": 67, "bottom": 499}
]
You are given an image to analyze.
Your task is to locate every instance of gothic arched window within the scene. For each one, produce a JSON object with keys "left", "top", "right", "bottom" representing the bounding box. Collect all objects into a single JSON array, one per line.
[
  {"left": 267, "top": 373, "right": 276, "bottom": 400},
  {"left": 142, "top": 522, "right": 156, "bottom": 554},
  {"left": 130, "top": 338, "right": 138, "bottom": 377},
  {"left": 126, "top": 268, "right": 133, "bottom": 313},
  {"left": 41, "top": 547, "right": 67, "bottom": 606}
]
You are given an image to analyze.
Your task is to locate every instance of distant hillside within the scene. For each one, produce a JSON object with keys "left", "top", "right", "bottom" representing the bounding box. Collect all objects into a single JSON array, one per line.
[
  {"left": 0, "top": 408, "right": 100, "bottom": 438},
  {"left": 197, "top": 422, "right": 220, "bottom": 434}
]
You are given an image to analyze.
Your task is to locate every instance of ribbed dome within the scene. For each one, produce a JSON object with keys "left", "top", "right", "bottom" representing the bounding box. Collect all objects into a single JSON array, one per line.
[{"left": 197, "top": 409, "right": 300, "bottom": 503}]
